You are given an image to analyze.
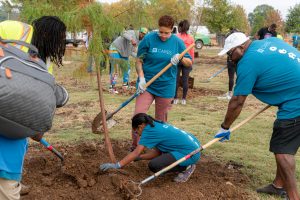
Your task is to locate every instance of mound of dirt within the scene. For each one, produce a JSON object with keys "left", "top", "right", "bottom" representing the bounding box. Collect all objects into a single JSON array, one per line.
[{"left": 22, "top": 141, "right": 255, "bottom": 200}]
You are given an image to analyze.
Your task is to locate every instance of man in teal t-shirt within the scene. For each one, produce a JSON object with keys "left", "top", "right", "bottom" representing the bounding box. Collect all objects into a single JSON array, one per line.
[
  {"left": 215, "top": 32, "right": 300, "bottom": 199},
  {"left": 100, "top": 113, "right": 200, "bottom": 183}
]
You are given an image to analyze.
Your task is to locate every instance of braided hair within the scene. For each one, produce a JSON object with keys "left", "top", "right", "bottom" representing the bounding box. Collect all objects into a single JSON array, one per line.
[
  {"left": 31, "top": 16, "right": 66, "bottom": 67},
  {"left": 132, "top": 113, "right": 163, "bottom": 129}
]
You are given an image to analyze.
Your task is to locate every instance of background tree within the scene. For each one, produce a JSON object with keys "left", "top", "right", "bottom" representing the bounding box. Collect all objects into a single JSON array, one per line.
[
  {"left": 201, "top": 0, "right": 248, "bottom": 34},
  {"left": 18, "top": 0, "right": 122, "bottom": 61},
  {"left": 265, "top": 9, "right": 284, "bottom": 35},
  {"left": 248, "top": 4, "right": 275, "bottom": 35},
  {"left": 228, "top": 5, "right": 250, "bottom": 34},
  {"left": 201, "top": 0, "right": 232, "bottom": 34},
  {"left": 285, "top": 3, "right": 300, "bottom": 33}
]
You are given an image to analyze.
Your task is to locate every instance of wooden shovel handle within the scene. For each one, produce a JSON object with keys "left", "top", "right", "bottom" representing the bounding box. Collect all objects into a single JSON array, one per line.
[
  {"left": 202, "top": 105, "right": 271, "bottom": 150},
  {"left": 145, "top": 43, "right": 195, "bottom": 88}
]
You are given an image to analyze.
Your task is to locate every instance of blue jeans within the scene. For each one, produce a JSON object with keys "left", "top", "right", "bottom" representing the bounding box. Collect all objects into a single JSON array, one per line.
[{"left": 109, "top": 52, "right": 130, "bottom": 84}]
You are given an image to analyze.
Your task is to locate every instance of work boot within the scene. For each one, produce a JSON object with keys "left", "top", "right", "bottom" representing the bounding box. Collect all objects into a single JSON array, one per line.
[
  {"left": 256, "top": 183, "right": 287, "bottom": 198},
  {"left": 173, "top": 164, "right": 196, "bottom": 183}
]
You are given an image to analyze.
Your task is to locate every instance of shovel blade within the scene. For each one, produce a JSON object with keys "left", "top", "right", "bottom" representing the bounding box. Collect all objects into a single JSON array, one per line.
[{"left": 92, "top": 111, "right": 117, "bottom": 134}]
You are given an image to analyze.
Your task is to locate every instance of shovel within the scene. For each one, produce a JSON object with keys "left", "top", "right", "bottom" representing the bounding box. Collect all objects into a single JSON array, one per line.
[
  {"left": 92, "top": 43, "right": 195, "bottom": 133},
  {"left": 125, "top": 105, "right": 271, "bottom": 197},
  {"left": 201, "top": 66, "right": 227, "bottom": 83},
  {"left": 40, "top": 138, "right": 64, "bottom": 162}
]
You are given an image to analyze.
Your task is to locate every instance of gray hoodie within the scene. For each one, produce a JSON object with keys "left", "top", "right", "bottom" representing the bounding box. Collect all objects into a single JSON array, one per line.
[{"left": 112, "top": 30, "right": 138, "bottom": 58}]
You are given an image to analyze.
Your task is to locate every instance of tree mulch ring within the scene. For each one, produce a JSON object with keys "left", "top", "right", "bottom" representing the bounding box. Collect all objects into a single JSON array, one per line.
[{"left": 22, "top": 140, "right": 256, "bottom": 200}]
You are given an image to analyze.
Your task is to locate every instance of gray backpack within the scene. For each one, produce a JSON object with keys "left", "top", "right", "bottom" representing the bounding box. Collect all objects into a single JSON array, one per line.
[{"left": 0, "top": 38, "right": 68, "bottom": 139}]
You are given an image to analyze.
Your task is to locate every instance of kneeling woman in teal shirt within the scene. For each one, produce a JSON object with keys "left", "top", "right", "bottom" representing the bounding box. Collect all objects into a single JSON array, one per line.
[{"left": 100, "top": 113, "right": 201, "bottom": 182}]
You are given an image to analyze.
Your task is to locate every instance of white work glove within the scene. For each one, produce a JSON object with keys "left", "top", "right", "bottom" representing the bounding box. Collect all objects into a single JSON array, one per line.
[
  {"left": 170, "top": 53, "right": 181, "bottom": 65},
  {"left": 138, "top": 77, "right": 146, "bottom": 93}
]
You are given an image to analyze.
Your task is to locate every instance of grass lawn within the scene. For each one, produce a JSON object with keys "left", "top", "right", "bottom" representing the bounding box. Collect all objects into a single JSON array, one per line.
[{"left": 41, "top": 46, "right": 299, "bottom": 199}]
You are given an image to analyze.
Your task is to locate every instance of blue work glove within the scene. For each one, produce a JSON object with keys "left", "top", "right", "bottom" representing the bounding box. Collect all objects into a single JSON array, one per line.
[
  {"left": 137, "top": 77, "right": 146, "bottom": 93},
  {"left": 100, "top": 162, "right": 121, "bottom": 171},
  {"left": 214, "top": 127, "right": 231, "bottom": 142},
  {"left": 170, "top": 53, "right": 181, "bottom": 65}
]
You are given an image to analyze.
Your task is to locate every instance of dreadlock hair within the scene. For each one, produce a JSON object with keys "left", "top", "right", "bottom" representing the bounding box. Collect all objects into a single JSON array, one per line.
[
  {"left": 31, "top": 16, "right": 66, "bottom": 67},
  {"left": 132, "top": 113, "right": 163, "bottom": 129}
]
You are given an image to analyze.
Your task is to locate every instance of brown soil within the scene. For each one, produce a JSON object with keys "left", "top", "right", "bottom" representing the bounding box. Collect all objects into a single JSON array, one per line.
[
  {"left": 195, "top": 55, "right": 226, "bottom": 65},
  {"left": 106, "top": 83, "right": 224, "bottom": 100},
  {"left": 21, "top": 141, "right": 254, "bottom": 200}
]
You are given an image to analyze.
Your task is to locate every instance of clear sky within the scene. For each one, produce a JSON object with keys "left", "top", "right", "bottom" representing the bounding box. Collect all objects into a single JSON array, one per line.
[
  {"left": 230, "top": 0, "right": 300, "bottom": 19},
  {"left": 98, "top": 0, "right": 300, "bottom": 20}
]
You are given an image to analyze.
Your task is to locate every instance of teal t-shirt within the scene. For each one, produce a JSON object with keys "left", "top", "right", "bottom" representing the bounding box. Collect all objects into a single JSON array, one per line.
[
  {"left": 234, "top": 37, "right": 300, "bottom": 119},
  {"left": 137, "top": 32, "right": 192, "bottom": 98},
  {"left": 0, "top": 136, "right": 28, "bottom": 181},
  {"left": 138, "top": 121, "right": 201, "bottom": 166}
]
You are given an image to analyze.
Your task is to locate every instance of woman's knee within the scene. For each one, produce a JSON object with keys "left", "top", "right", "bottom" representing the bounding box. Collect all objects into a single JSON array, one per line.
[{"left": 148, "top": 161, "right": 159, "bottom": 173}]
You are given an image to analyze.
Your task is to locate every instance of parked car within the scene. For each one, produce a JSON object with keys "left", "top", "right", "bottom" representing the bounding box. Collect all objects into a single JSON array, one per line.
[
  {"left": 65, "top": 38, "right": 81, "bottom": 47},
  {"left": 65, "top": 32, "right": 85, "bottom": 47},
  {"left": 189, "top": 26, "right": 211, "bottom": 49},
  {"left": 171, "top": 25, "right": 211, "bottom": 49}
]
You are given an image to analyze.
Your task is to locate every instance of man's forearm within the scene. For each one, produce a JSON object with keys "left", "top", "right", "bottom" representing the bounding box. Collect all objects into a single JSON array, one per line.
[{"left": 222, "top": 95, "right": 247, "bottom": 129}]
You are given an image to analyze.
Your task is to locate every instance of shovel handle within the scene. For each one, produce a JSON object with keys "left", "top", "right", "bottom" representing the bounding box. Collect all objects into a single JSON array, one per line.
[
  {"left": 145, "top": 43, "right": 195, "bottom": 88},
  {"left": 140, "top": 105, "right": 271, "bottom": 185},
  {"left": 202, "top": 105, "right": 271, "bottom": 149},
  {"left": 40, "top": 138, "right": 64, "bottom": 162}
]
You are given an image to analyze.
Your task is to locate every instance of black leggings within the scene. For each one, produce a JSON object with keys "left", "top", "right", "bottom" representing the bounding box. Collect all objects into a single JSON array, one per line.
[
  {"left": 175, "top": 63, "right": 192, "bottom": 99},
  {"left": 227, "top": 60, "right": 236, "bottom": 91},
  {"left": 148, "top": 153, "right": 187, "bottom": 173}
]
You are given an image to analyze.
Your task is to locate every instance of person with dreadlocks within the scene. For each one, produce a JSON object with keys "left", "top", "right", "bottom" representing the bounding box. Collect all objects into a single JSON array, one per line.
[
  {"left": 100, "top": 113, "right": 201, "bottom": 183},
  {"left": 0, "top": 16, "right": 66, "bottom": 200}
]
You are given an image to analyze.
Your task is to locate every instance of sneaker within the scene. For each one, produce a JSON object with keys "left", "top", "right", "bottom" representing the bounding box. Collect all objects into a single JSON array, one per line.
[
  {"left": 122, "top": 82, "right": 129, "bottom": 89},
  {"left": 173, "top": 99, "right": 178, "bottom": 104},
  {"left": 217, "top": 92, "right": 232, "bottom": 100},
  {"left": 173, "top": 164, "right": 196, "bottom": 183},
  {"left": 181, "top": 99, "right": 186, "bottom": 105},
  {"left": 256, "top": 183, "right": 287, "bottom": 198},
  {"left": 20, "top": 183, "right": 31, "bottom": 196}
]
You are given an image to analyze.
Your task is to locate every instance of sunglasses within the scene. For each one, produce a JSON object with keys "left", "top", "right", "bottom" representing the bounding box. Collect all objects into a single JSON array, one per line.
[{"left": 227, "top": 46, "right": 239, "bottom": 61}]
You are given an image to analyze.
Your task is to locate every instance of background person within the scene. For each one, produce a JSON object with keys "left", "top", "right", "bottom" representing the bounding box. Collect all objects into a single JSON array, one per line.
[
  {"left": 216, "top": 32, "right": 300, "bottom": 199},
  {"left": 255, "top": 23, "right": 277, "bottom": 40},
  {"left": 100, "top": 113, "right": 201, "bottom": 183},
  {"left": 131, "top": 15, "right": 192, "bottom": 150},
  {"left": 173, "top": 19, "right": 194, "bottom": 105},
  {"left": 292, "top": 33, "right": 299, "bottom": 49},
  {"left": 109, "top": 26, "right": 138, "bottom": 91},
  {"left": 0, "top": 16, "right": 66, "bottom": 200},
  {"left": 218, "top": 28, "right": 240, "bottom": 100}
]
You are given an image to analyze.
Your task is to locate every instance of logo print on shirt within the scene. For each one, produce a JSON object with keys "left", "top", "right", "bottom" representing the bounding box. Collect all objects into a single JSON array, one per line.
[
  {"left": 268, "top": 46, "right": 300, "bottom": 63},
  {"left": 152, "top": 48, "right": 158, "bottom": 53},
  {"left": 278, "top": 49, "right": 287, "bottom": 54}
]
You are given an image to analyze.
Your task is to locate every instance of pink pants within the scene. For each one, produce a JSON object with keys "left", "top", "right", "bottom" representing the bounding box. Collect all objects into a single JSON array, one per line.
[{"left": 132, "top": 91, "right": 172, "bottom": 147}]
